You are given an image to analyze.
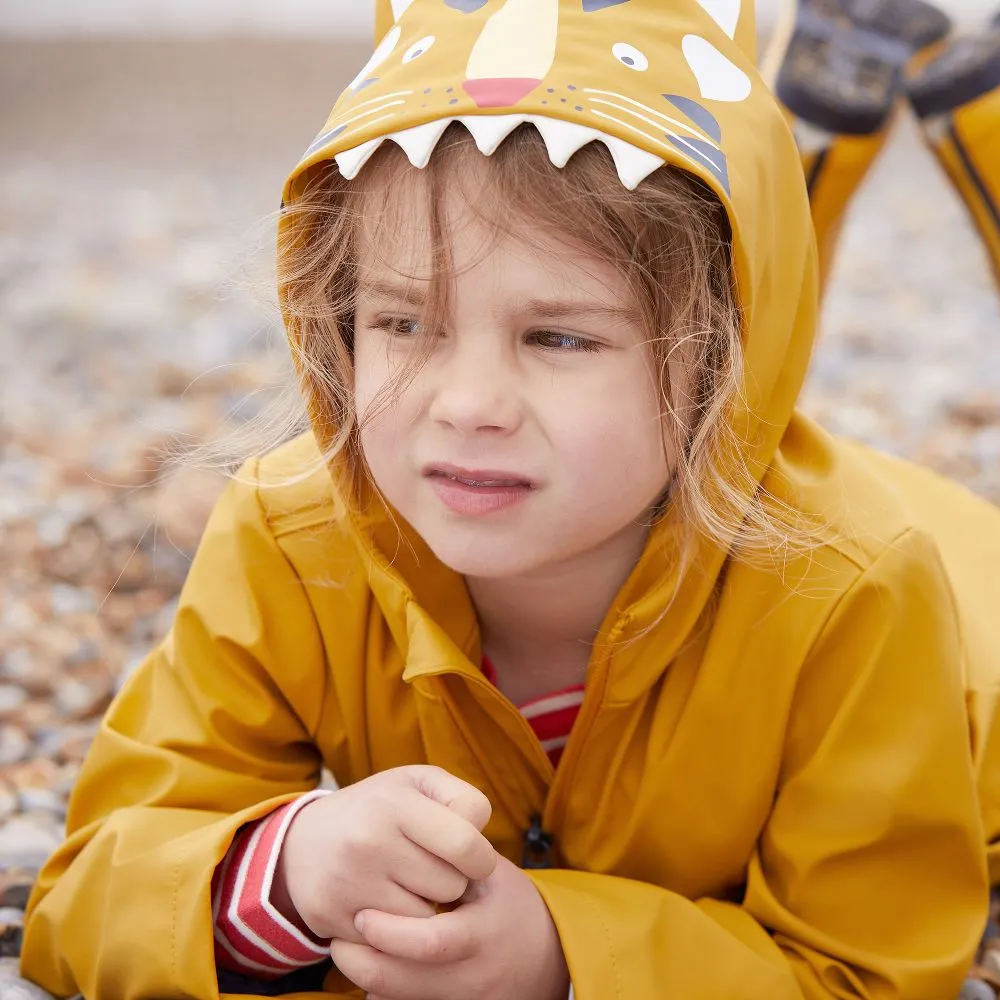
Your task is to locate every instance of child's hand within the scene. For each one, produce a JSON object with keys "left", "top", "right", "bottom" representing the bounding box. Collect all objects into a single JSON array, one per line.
[
  {"left": 274, "top": 765, "right": 497, "bottom": 943},
  {"left": 332, "top": 853, "right": 571, "bottom": 1000}
]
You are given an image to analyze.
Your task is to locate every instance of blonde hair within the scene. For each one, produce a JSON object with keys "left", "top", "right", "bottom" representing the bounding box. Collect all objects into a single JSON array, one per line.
[{"left": 207, "top": 123, "right": 814, "bottom": 575}]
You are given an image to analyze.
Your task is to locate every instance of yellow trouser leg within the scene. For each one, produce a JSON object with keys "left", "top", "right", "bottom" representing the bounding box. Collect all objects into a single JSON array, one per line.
[
  {"left": 796, "top": 120, "right": 896, "bottom": 295},
  {"left": 761, "top": 0, "right": 953, "bottom": 298},
  {"left": 915, "top": 92, "right": 1000, "bottom": 289}
]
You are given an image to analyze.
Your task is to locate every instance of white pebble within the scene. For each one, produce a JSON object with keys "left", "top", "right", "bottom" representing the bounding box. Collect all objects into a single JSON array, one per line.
[
  {"left": 0, "top": 726, "right": 30, "bottom": 766},
  {"left": 0, "top": 815, "right": 62, "bottom": 869},
  {"left": 49, "top": 583, "right": 95, "bottom": 617},
  {"left": 0, "top": 685, "right": 28, "bottom": 715},
  {"left": 55, "top": 679, "right": 96, "bottom": 716},
  {"left": 17, "top": 788, "right": 66, "bottom": 817}
]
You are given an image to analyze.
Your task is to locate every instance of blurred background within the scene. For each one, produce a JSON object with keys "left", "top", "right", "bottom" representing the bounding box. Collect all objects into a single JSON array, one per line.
[{"left": 1, "top": 0, "right": 999, "bottom": 977}]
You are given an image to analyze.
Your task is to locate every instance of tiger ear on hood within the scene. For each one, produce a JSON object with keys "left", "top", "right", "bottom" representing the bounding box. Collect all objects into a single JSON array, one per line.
[
  {"left": 375, "top": 0, "right": 757, "bottom": 64},
  {"left": 375, "top": 0, "right": 413, "bottom": 43}
]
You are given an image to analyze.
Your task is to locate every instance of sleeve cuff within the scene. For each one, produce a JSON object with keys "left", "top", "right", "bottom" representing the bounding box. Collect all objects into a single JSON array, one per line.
[{"left": 213, "top": 789, "right": 332, "bottom": 977}]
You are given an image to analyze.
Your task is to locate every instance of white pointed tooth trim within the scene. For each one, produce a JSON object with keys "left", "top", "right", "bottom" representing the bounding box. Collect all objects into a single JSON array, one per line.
[
  {"left": 389, "top": 118, "right": 454, "bottom": 168},
  {"left": 460, "top": 114, "right": 531, "bottom": 155},
  {"left": 335, "top": 136, "right": 386, "bottom": 179},
  {"left": 335, "top": 113, "right": 665, "bottom": 190},
  {"left": 526, "top": 114, "right": 664, "bottom": 189},
  {"left": 526, "top": 115, "right": 603, "bottom": 168},
  {"left": 603, "top": 134, "right": 666, "bottom": 190}
]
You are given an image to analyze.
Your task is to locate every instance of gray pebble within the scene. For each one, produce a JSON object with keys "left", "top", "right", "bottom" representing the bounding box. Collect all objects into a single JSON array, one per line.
[
  {"left": 959, "top": 980, "right": 995, "bottom": 1000},
  {"left": 0, "top": 817, "right": 62, "bottom": 871},
  {"left": 0, "top": 961, "right": 57, "bottom": 1000}
]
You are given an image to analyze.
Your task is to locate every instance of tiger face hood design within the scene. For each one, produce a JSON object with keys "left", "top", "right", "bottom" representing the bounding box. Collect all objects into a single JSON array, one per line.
[
  {"left": 298, "top": 0, "right": 758, "bottom": 195},
  {"left": 280, "top": 0, "right": 821, "bottom": 649}
]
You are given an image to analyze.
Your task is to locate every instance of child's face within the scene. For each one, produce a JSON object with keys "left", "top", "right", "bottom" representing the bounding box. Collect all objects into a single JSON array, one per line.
[{"left": 352, "top": 166, "right": 676, "bottom": 581}]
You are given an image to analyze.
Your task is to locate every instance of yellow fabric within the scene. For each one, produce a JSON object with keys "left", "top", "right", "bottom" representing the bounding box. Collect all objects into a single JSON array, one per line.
[
  {"left": 21, "top": 1, "right": 1000, "bottom": 998},
  {"left": 921, "top": 90, "right": 1000, "bottom": 288},
  {"left": 799, "top": 119, "right": 897, "bottom": 297}
]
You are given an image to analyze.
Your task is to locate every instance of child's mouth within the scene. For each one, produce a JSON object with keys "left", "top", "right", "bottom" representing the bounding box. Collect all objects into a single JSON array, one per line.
[{"left": 424, "top": 466, "right": 535, "bottom": 516}]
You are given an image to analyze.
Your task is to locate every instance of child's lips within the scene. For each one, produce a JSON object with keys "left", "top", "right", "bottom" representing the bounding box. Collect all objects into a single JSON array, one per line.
[
  {"left": 427, "top": 475, "right": 534, "bottom": 516},
  {"left": 423, "top": 464, "right": 537, "bottom": 516},
  {"left": 422, "top": 463, "right": 536, "bottom": 489}
]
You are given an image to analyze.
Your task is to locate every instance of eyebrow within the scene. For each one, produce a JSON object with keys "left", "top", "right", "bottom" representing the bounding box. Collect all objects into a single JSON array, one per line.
[{"left": 357, "top": 280, "right": 639, "bottom": 324}]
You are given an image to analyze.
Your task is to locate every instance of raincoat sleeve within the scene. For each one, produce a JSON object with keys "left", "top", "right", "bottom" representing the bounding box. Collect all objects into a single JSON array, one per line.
[
  {"left": 529, "top": 528, "right": 988, "bottom": 1000},
  {"left": 20, "top": 461, "right": 352, "bottom": 1000}
]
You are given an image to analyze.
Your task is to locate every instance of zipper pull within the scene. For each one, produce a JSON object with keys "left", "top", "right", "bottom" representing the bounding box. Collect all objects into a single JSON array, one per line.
[{"left": 521, "top": 815, "right": 556, "bottom": 869}]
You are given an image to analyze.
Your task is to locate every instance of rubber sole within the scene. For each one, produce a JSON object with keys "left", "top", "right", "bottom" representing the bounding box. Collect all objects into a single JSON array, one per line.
[
  {"left": 770, "top": 0, "right": 952, "bottom": 134},
  {"left": 907, "top": 29, "right": 1000, "bottom": 118}
]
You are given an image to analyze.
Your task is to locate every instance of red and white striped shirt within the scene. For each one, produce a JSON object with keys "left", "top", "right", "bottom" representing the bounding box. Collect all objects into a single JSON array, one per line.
[{"left": 213, "top": 661, "right": 585, "bottom": 979}]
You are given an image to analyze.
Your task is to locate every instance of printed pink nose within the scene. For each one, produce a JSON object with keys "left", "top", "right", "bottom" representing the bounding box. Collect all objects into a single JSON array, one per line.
[{"left": 462, "top": 77, "right": 543, "bottom": 108}]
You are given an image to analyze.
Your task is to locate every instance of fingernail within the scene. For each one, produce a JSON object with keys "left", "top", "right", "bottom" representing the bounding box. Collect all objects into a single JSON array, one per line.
[{"left": 354, "top": 912, "right": 366, "bottom": 933}]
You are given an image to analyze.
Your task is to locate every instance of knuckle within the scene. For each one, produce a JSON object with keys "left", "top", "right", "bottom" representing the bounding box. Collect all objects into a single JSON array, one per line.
[
  {"left": 438, "top": 873, "right": 469, "bottom": 903},
  {"left": 453, "top": 827, "right": 481, "bottom": 859},
  {"left": 421, "top": 928, "right": 451, "bottom": 962}
]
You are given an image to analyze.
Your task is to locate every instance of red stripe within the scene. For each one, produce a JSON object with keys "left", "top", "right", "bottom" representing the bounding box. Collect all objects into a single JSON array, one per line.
[
  {"left": 480, "top": 655, "right": 582, "bottom": 767},
  {"left": 234, "top": 808, "right": 329, "bottom": 962},
  {"left": 528, "top": 704, "right": 582, "bottom": 743},
  {"left": 214, "top": 802, "right": 328, "bottom": 976},
  {"left": 215, "top": 821, "right": 290, "bottom": 976}
]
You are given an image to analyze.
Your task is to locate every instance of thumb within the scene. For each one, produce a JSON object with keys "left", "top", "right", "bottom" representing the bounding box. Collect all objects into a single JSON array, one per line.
[{"left": 403, "top": 765, "right": 493, "bottom": 831}]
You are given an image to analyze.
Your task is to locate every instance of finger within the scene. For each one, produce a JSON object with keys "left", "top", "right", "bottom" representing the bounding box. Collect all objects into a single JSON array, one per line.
[
  {"left": 405, "top": 765, "right": 493, "bottom": 831},
  {"left": 354, "top": 908, "right": 475, "bottom": 965},
  {"left": 331, "top": 939, "right": 452, "bottom": 1000},
  {"left": 397, "top": 789, "right": 498, "bottom": 882},
  {"left": 369, "top": 879, "right": 438, "bottom": 920},
  {"left": 390, "top": 841, "right": 469, "bottom": 905}
]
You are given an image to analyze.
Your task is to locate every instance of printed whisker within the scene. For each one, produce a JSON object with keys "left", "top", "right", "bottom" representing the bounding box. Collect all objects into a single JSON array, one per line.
[
  {"left": 584, "top": 88, "right": 716, "bottom": 144},
  {"left": 304, "top": 105, "right": 405, "bottom": 159},
  {"left": 589, "top": 109, "right": 717, "bottom": 177},
  {"left": 588, "top": 99, "right": 706, "bottom": 146},
  {"left": 335, "top": 100, "right": 407, "bottom": 130},
  {"left": 331, "top": 90, "right": 414, "bottom": 119},
  {"left": 326, "top": 114, "right": 399, "bottom": 162}
]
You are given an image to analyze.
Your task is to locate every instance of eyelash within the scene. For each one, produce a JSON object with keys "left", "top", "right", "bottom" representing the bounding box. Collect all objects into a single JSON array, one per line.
[{"left": 370, "top": 318, "right": 602, "bottom": 354}]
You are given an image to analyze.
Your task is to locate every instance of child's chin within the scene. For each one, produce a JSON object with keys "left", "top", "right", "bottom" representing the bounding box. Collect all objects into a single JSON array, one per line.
[{"left": 425, "top": 535, "right": 546, "bottom": 580}]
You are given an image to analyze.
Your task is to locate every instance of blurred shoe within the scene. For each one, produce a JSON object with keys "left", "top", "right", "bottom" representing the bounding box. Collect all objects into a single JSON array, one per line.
[
  {"left": 764, "top": 0, "right": 953, "bottom": 135},
  {"left": 762, "top": 0, "right": 953, "bottom": 297},
  {"left": 907, "top": 28, "right": 1000, "bottom": 286}
]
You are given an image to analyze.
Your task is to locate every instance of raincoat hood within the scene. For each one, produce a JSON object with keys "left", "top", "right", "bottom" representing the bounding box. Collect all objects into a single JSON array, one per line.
[{"left": 278, "top": 0, "right": 819, "bottom": 684}]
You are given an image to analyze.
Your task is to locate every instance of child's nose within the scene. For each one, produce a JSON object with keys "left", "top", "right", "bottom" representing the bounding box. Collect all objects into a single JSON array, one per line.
[
  {"left": 462, "top": 77, "right": 542, "bottom": 108},
  {"left": 429, "top": 350, "right": 521, "bottom": 434}
]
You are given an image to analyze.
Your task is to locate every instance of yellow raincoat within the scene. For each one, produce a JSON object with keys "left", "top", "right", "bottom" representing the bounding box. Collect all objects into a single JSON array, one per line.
[{"left": 21, "top": 0, "right": 1000, "bottom": 997}]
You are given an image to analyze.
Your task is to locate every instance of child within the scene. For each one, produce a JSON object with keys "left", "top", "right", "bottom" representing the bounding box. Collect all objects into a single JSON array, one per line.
[{"left": 19, "top": 0, "right": 1000, "bottom": 998}]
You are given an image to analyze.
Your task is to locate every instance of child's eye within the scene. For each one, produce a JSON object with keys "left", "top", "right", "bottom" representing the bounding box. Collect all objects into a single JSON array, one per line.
[
  {"left": 373, "top": 316, "right": 422, "bottom": 337},
  {"left": 529, "top": 331, "right": 601, "bottom": 353},
  {"left": 612, "top": 42, "right": 649, "bottom": 71}
]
